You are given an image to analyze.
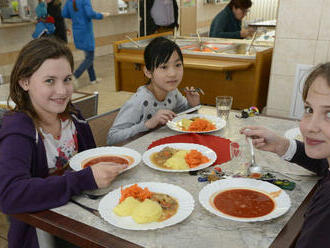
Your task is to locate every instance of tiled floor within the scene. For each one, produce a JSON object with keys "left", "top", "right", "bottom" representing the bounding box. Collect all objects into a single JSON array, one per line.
[
  {"left": 71, "top": 54, "right": 134, "bottom": 114},
  {"left": 0, "top": 54, "right": 133, "bottom": 247}
]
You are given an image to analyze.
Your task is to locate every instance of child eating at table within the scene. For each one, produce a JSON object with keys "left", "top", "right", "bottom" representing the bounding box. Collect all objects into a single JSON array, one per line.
[
  {"left": 0, "top": 38, "right": 127, "bottom": 248},
  {"left": 241, "top": 62, "right": 330, "bottom": 247},
  {"left": 107, "top": 37, "right": 200, "bottom": 145}
]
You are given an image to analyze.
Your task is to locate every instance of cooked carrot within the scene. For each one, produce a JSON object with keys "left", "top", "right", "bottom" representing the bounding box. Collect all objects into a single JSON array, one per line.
[
  {"left": 187, "top": 118, "right": 216, "bottom": 132},
  {"left": 185, "top": 150, "right": 210, "bottom": 168},
  {"left": 119, "top": 184, "right": 152, "bottom": 203}
]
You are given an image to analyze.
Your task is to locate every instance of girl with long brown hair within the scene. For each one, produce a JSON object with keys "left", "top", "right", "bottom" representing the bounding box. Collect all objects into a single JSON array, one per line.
[{"left": 0, "top": 37, "right": 126, "bottom": 248}]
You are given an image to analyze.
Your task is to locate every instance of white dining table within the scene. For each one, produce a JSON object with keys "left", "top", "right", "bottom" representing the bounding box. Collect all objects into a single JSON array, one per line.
[{"left": 12, "top": 106, "right": 319, "bottom": 248}]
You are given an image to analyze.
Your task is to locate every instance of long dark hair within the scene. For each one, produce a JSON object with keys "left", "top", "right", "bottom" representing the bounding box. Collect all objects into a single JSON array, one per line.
[
  {"left": 303, "top": 62, "right": 330, "bottom": 101},
  {"left": 9, "top": 37, "right": 75, "bottom": 122},
  {"left": 144, "top": 37, "right": 183, "bottom": 73}
]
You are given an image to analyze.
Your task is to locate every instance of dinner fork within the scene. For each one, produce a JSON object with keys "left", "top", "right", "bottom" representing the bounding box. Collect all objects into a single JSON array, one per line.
[
  {"left": 181, "top": 88, "right": 205, "bottom": 95},
  {"left": 70, "top": 199, "right": 101, "bottom": 217}
]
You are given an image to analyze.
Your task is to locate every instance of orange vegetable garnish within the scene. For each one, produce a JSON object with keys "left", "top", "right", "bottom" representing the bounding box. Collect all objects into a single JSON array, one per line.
[
  {"left": 185, "top": 150, "right": 210, "bottom": 168},
  {"left": 187, "top": 118, "right": 216, "bottom": 132},
  {"left": 119, "top": 184, "right": 152, "bottom": 203},
  {"left": 192, "top": 47, "right": 219, "bottom": 52}
]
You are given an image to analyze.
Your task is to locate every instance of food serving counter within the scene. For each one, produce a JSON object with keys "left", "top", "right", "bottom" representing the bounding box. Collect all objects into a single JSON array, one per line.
[{"left": 113, "top": 32, "right": 273, "bottom": 110}]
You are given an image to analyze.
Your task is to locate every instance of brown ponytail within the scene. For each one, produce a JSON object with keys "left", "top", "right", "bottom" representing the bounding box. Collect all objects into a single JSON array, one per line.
[{"left": 73, "top": 0, "right": 78, "bottom": 11}]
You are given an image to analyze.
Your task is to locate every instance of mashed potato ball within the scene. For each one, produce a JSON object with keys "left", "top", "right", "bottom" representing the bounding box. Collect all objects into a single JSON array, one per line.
[
  {"left": 181, "top": 118, "right": 193, "bottom": 130},
  {"left": 164, "top": 150, "right": 189, "bottom": 170},
  {"left": 131, "top": 199, "right": 162, "bottom": 224},
  {"left": 113, "top": 196, "right": 141, "bottom": 216}
]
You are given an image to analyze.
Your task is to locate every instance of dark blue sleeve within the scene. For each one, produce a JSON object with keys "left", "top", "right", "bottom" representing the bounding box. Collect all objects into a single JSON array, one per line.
[
  {"left": 290, "top": 140, "right": 328, "bottom": 176},
  {"left": 295, "top": 179, "right": 330, "bottom": 248},
  {"left": 209, "top": 12, "right": 241, "bottom": 39}
]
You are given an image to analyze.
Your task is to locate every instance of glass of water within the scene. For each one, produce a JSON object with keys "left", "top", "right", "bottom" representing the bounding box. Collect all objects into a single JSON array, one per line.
[
  {"left": 228, "top": 139, "right": 250, "bottom": 176},
  {"left": 216, "top": 96, "right": 233, "bottom": 121}
]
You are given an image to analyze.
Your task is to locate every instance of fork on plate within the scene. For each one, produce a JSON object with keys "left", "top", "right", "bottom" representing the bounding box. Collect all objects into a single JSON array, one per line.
[
  {"left": 167, "top": 105, "right": 202, "bottom": 127},
  {"left": 181, "top": 87, "right": 205, "bottom": 95}
]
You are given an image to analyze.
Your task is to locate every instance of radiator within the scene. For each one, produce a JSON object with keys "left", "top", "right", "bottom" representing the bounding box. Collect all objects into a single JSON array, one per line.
[{"left": 246, "top": 0, "right": 279, "bottom": 22}]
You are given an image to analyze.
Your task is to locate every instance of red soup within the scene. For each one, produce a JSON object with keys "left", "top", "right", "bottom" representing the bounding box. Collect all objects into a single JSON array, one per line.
[
  {"left": 82, "top": 155, "right": 129, "bottom": 168},
  {"left": 213, "top": 189, "right": 275, "bottom": 218}
]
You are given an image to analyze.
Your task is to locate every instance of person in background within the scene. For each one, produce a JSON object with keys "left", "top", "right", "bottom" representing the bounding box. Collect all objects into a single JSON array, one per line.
[
  {"left": 62, "top": 0, "right": 110, "bottom": 84},
  {"left": 0, "top": 38, "right": 127, "bottom": 248},
  {"left": 32, "top": 0, "right": 55, "bottom": 39},
  {"left": 139, "top": 0, "right": 178, "bottom": 36},
  {"left": 241, "top": 62, "right": 330, "bottom": 248},
  {"left": 46, "top": 0, "right": 68, "bottom": 43},
  {"left": 209, "top": 0, "right": 254, "bottom": 39},
  {"left": 107, "top": 37, "right": 200, "bottom": 145},
  {"left": 139, "top": 0, "right": 156, "bottom": 36}
]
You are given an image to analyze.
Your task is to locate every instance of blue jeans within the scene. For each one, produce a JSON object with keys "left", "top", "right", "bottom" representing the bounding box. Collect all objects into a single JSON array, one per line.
[{"left": 74, "top": 50, "right": 96, "bottom": 82}]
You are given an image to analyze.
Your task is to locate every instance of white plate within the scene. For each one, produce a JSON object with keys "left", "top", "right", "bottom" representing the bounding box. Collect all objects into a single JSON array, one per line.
[
  {"left": 142, "top": 143, "right": 217, "bottom": 172},
  {"left": 69, "top": 146, "right": 141, "bottom": 172},
  {"left": 199, "top": 178, "right": 291, "bottom": 222},
  {"left": 99, "top": 182, "right": 195, "bottom": 230},
  {"left": 167, "top": 114, "right": 226, "bottom": 133},
  {"left": 284, "top": 127, "right": 303, "bottom": 141}
]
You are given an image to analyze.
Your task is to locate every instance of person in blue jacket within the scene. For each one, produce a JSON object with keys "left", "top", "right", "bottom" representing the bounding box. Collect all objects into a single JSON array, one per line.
[
  {"left": 62, "top": 0, "right": 109, "bottom": 84},
  {"left": 32, "top": 0, "right": 55, "bottom": 39},
  {"left": 209, "top": 0, "right": 254, "bottom": 39}
]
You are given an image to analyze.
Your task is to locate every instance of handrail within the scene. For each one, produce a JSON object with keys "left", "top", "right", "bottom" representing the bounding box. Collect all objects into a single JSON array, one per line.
[{"left": 115, "top": 53, "right": 252, "bottom": 72}]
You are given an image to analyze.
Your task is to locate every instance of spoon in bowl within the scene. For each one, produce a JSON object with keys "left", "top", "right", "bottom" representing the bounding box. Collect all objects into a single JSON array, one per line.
[{"left": 247, "top": 136, "right": 263, "bottom": 177}]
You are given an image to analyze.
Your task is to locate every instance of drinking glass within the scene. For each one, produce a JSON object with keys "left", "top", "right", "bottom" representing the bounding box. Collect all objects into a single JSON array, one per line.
[
  {"left": 227, "top": 139, "right": 251, "bottom": 176},
  {"left": 216, "top": 96, "right": 233, "bottom": 122}
]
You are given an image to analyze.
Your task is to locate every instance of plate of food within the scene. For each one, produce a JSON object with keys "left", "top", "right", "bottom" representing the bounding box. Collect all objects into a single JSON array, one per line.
[
  {"left": 167, "top": 114, "right": 226, "bottom": 133},
  {"left": 142, "top": 143, "right": 217, "bottom": 172},
  {"left": 99, "top": 182, "right": 195, "bottom": 230},
  {"left": 199, "top": 178, "right": 291, "bottom": 222},
  {"left": 284, "top": 127, "right": 303, "bottom": 141},
  {"left": 69, "top": 146, "right": 141, "bottom": 172}
]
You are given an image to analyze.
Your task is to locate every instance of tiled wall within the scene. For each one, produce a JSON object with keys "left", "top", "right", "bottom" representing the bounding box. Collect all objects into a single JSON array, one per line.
[{"left": 266, "top": 0, "right": 330, "bottom": 117}]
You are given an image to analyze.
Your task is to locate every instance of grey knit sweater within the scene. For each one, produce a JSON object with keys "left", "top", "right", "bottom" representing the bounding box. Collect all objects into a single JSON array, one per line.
[{"left": 107, "top": 85, "right": 190, "bottom": 145}]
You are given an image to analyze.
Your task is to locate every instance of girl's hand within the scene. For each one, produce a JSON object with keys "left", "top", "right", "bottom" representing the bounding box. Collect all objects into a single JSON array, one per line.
[
  {"left": 240, "top": 126, "right": 290, "bottom": 156},
  {"left": 240, "top": 28, "right": 254, "bottom": 38},
  {"left": 91, "top": 162, "right": 127, "bottom": 188},
  {"left": 145, "top": 109, "right": 176, "bottom": 129},
  {"left": 101, "top": 12, "right": 110, "bottom": 17},
  {"left": 183, "top": 86, "right": 200, "bottom": 107}
]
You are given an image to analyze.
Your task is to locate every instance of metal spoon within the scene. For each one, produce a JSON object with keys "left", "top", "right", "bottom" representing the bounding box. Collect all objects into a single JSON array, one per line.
[{"left": 247, "top": 137, "right": 263, "bottom": 176}]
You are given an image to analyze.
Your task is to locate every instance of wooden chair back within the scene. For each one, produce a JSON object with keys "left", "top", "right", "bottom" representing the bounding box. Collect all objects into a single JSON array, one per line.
[{"left": 87, "top": 108, "right": 119, "bottom": 147}]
